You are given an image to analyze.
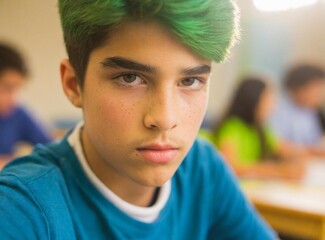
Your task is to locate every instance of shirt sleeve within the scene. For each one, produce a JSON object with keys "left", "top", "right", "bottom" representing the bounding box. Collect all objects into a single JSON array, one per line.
[
  {"left": 212, "top": 119, "right": 256, "bottom": 164},
  {"left": 212, "top": 120, "right": 241, "bottom": 146},
  {"left": 206, "top": 146, "right": 277, "bottom": 240},
  {"left": 212, "top": 120, "right": 243, "bottom": 158},
  {"left": 0, "top": 174, "right": 49, "bottom": 239}
]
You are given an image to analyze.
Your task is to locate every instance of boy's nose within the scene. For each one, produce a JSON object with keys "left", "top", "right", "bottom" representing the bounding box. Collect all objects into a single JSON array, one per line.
[{"left": 143, "top": 89, "right": 178, "bottom": 131}]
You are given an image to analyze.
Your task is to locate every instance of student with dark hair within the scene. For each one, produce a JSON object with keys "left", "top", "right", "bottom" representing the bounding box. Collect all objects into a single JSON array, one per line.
[
  {"left": 270, "top": 64, "right": 325, "bottom": 152},
  {"left": 213, "top": 77, "right": 305, "bottom": 179},
  {"left": 0, "top": 1, "right": 277, "bottom": 239},
  {"left": 0, "top": 43, "right": 52, "bottom": 168}
]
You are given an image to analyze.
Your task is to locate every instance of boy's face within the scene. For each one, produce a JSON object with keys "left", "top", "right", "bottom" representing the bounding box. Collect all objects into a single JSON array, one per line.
[
  {"left": 62, "top": 20, "right": 211, "bottom": 187},
  {"left": 0, "top": 70, "right": 24, "bottom": 116},
  {"left": 293, "top": 79, "right": 325, "bottom": 109}
]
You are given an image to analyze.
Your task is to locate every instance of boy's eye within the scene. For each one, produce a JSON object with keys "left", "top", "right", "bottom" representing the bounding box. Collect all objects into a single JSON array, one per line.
[
  {"left": 179, "top": 77, "right": 205, "bottom": 90},
  {"left": 113, "top": 73, "right": 145, "bottom": 87},
  {"left": 181, "top": 78, "right": 196, "bottom": 86},
  {"left": 122, "top": 74, "right": 137, "bottom": 83}
]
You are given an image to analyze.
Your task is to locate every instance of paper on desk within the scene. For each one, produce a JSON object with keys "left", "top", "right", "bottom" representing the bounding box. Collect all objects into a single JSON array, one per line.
[
  {"left": 242, "top": 179, "right": 325, "bottom": 215},
  {"left": 303, "top": 160, "right": 325, "bottom": 187}
]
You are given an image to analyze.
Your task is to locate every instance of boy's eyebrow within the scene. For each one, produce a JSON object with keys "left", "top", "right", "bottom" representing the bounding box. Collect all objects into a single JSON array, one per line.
[
  {"left": 181, "top": 65, "right": 211, "bottom": 75},
  {"left": 100, "top": 57, "right": 157, "bottom": 74},
  {"left": 100, "top": 56, "right": 211, "bottom": 75}
]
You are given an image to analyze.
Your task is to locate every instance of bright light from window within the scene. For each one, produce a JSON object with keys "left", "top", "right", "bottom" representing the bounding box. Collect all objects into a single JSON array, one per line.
[{"left": 253, "top": 0, "right": 319, "bottom": 11}]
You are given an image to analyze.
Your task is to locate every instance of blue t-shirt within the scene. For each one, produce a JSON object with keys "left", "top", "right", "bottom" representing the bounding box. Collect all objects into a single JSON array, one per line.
[
  {"left": 0, "top": 106, "right": 51, "bottom": 155},
  {"left": 0, "top": 137, "right": 276, "bottom": 239}
]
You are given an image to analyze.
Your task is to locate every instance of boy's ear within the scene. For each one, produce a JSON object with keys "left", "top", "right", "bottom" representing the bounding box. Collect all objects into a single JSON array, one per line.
[{"left": 60, "top": 59, "right": 82, "bottom": 108}]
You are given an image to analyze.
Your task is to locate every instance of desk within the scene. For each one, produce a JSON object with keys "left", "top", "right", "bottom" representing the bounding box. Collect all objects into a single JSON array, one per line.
[{"left": 242, "top": 161, "right": 325, "bottom": 240}]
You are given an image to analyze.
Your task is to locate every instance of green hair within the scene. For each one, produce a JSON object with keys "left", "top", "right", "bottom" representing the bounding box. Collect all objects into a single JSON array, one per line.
[{"left": 58, "top": 0, "right": 240, "bottom": 85}]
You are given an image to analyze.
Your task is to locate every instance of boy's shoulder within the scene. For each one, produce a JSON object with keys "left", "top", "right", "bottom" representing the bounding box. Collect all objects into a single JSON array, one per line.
[
  {"left": 0, "top": 140, "right": 71, "bottom": 186},
  {"left": 0, "top": 139, "right": 74, "bottom": 210},
  {"left": 0, "top": 140, "right": 77, "bottom": 239}
]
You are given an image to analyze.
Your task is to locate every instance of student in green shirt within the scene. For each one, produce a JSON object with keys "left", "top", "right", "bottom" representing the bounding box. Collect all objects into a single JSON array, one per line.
[{"left": 213, "top": 77, "right": 306, "bottom": 179}]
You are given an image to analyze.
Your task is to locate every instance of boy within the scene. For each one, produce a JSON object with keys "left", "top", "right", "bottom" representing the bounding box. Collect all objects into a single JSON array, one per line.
[
  {"left": 0, "top": 1, "right": 276, "bottom": 239},
  {"left": 0, "top": 43, "right": 51, "bottom": 168},
  {"left": 270, "top": 64, "right": 325, "bottom": 152}
]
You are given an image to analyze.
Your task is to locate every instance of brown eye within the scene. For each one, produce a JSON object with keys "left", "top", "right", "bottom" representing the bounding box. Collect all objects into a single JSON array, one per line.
[
  {"left": 122, "top": 74, "right": 137, "bottom": 83},
  {"left": 178, "top": 77, "right": 206, "bottom": 90},
  {"left": 181, "top": 78, "right": 196, "bottom": 86},
  {"left": 114, "top": 73, "right": 145, "bottom": 87}
]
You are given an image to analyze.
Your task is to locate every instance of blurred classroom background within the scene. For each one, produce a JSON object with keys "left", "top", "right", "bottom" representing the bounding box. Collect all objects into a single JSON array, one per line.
[
  {"left": 1, "top": 1, "right": 325, "bottom": 239},
  {"left": 0, "top": 0, "right": 80, "bottom": 131}
]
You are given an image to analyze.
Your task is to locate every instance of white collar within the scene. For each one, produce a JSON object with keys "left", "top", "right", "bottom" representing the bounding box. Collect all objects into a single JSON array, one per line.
[{"left": 67, "top": 122, "right": 171, "bottom": 223}]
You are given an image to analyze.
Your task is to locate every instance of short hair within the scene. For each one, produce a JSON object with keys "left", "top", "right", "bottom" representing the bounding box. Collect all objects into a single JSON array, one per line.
[
  {"left": 0, "top": 43, "right": 28, "bottom": 77},
  {"left": 58, "top": 0, "right": 240, "bottom": 86},
  {"left": 284, "top": 64, "right": 325, "bottom": 92}
]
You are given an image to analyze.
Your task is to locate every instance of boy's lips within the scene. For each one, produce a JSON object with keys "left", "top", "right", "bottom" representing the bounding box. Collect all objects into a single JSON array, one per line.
[{"left": 136, "top": 143, "right": 179, "bottom": 164}]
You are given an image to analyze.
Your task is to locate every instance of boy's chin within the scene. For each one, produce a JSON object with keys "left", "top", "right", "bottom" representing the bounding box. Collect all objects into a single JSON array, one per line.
[{"left": 135, "top": 170, "right": 176, "bottom": 188}]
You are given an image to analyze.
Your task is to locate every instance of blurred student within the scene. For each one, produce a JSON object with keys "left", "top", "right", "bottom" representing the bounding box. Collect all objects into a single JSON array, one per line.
[
  {"left": 270, "top": 64, "right": 325, "bottom": 155},
  {"left": 0, "top": 43, "right": 52, "bottom": 168},
  {"left": 212, "top": 77, "right": 305, "bottom": 179}
]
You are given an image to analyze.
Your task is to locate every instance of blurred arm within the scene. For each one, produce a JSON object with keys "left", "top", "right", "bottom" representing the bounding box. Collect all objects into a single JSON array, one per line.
[{"left": 218, "top": 141, "right": 306, "bottom": 180}]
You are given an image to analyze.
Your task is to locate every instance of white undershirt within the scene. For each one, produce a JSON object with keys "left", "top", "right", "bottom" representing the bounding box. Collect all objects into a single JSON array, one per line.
[{"left": 67, "top": 123, "right": 171, "bottom": 223}]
